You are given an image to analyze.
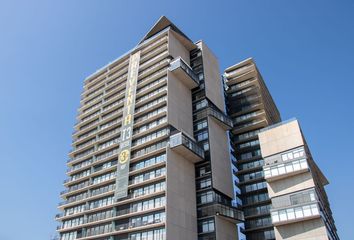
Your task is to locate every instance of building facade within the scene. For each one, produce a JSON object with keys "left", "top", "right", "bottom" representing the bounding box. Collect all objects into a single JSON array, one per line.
[
  {"left": 224, "top": 58, "right": 281, "bottom": 240},
  {"left": 56, "top": 16, "right": 243, "bottom": 240},
  {"left": 56, "top": 16, "right": 338, "bottom": 240},
  {"left": 258, "top": 119, "right": 339, "bottom": 240}
]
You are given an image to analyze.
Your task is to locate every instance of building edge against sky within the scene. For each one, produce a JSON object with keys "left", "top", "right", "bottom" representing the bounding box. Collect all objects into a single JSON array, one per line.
[{"left": 55, "top": 16, "right": 339, "bottom": 240}]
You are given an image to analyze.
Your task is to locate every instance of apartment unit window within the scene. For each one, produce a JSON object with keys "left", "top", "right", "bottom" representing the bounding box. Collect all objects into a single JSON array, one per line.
[
  {"left": 62, "top": 216, "right": 84, "bottom": 228},
  {"left": 240, "top": 170, "right": 264, "bottom": 182},
  {"left": 198, "top": 218, "right": 215, "bottom": 233},
  {"left": 197, "top": 178, "right": 211, "bottom": 190},
  {"left": 64, "top": 204, "right": 85, "bottom": 216},
  {"left": 243, "top": 193, "right": 269, "bottom": 205},
  {"left": 136, "top": 76, "right": 167, "bottom": 94},
  {"left": 131, "top": 154, "right": 166, "bottom": 171},
  {"left": 245, "top": 216, "right": 272, "bottom": 228},
  {"left": 231, "top": 87, "right": 253, "bottom": 97},
  {"left": 239, "top": 159, "right": 264, "bottom": 171},
  {"left": 197, "top": 165, "right": 211, "bottom": 177},
  {"left": 135, "top": 96, "right": 167, "bottom": 113},
  {"left": 242, "top": 181, "right": 267, "bottom": 193},
  {"left": 132, "top": 141, "right": 167, "bottom": 159},
  {"left": 281, "top": 147, "right": 305, "bottom": 161},
  {"left": 244, "top": 205, "right": 271, "bottom": 217},
  {"left": 271, "top": 203, "right": 319, "bottom": 223},
  {"left": 131, "top": 167, "right": 165, "bottom": 184},
  {"left": 129, "top": 228, "right": 165, "bottom": 240},
  {"left": 196, "top": 130, "right": 208, "bottom": 142},
  {"left": 94, "top": 160, "right": 117, "bottom": 172},
  {"left": 97, "top": 137, "right": 119, "bottom": 150},
  {"left": 240, "top": 149, "right": 261, "bottom": 160},
  {"left": 132, "top": 181, "right": 165, "bottom": 198},
  {"left": 130, "top": 211, "right": 165, "bottom": 228},
  {"left": 96, "top": 148, "right": 119, "bottom": 162},
  {"left": 135, "top": 106, "right": 167, "bottom": 124},
  {"left": 134, "top": 117, "right": 167, "bottom": 135},
  {"left": 71, "top": 169, "right": 90, "bottom": 181},
  {"left": 87, "top": 209, "right": 114, "bottom": 223},
  {"left": 239, "top": 140, "right": 259, "bottom": 149},
  {"left": 89, "top": 196, "right": 114, "bottom": 209},
  {"left": 194, "top": 99, "right": 208, "bottom": 110},
  {"left": 247, "top": 230, "right": 275, "bottom": 240},
  {"left": 91, "top": 183, "right": 115, "bottom": 197},
  {"left": 86, "top": 223, "right": 112, "bottom": 236},
  {"left": 197, "top": 191, "right": 214, "bottom": 204},
  {"left": 202, "top": 142, "right": 209, "bottom": 151},
  {"left": 61, "top": 231, "right": 77, "bottom": 240},
  {"left": 237, "top": 129, "right": 261, "bottom": 141},
  {"left": 92, "top": 171, "right": 116, "bottom": 185},
  {"left": 194, "top": 120, "right": 207, "bottom": 131},
  {"left": 290, "top": 190, "right": 316, "bottom": 205},
  {"left": 133, "top": 128, "right": 169, "bottom": 146},
  {"left": 129, "top": 196, "right": 165, "bottom": 214}
]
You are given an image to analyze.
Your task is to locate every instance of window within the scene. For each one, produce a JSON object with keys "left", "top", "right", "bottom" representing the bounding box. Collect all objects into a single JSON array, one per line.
[
  {"left": 198, "top": 191, "right": 214, "bottom": 204},
  {"left": 198, "top": 219, "right": 215, "bottom": 233},
  {"left": 197, "top": 178, "right": 211, "bottom": 189},
  {"left": 281, "top": 147, "right": 305, "bottom": 161}
]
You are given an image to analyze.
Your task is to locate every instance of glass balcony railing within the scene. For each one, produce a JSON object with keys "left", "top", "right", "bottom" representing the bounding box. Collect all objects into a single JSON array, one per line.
[
  {"left": 264, "top": 158, "right": 309, "bottom": 181},
  {"left": 198, "top": 203, "right": 244, "bottom": 223},
  {"left": 169, "top": 57, "right": 199, "bottom": 87},
  {"left": 170, "top": 132, "right": 205, "bottom": 160},
  {"left": 271, "top": 202, "right": 320, "bottom": 225},
  {"left": 195, "top": 107, "right": 233, "bottom": 129}
]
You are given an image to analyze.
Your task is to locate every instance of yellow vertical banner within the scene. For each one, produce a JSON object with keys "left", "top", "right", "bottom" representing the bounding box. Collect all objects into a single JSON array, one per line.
[{"left": 115, "top": 51, "right": 140, "bottom": 200}]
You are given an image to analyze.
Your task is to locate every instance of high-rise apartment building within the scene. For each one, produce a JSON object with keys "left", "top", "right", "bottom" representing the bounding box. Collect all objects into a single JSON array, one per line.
[
  {"left": 55, "top": 16, "right": 338, "bottom": 240},
  {"left": 224, "top": 58, "right": 281, "bottom": 240},
  {"left": 258, "top": 119, "right": 339, "bottom": 240},
  {"left": 56, "top": 16, "right": 243, "bottom": 240}
]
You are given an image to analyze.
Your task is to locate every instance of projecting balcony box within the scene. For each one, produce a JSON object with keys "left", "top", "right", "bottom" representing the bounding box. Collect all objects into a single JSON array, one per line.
[
  {"left": 195, "top": 107, "right": 233, "bottom": 130},
  {"left": 169, "top": 57, "right": 199, "bottom": 89},
  {"left": 198, "top": 203, "right": 244, "bottom": 224},
  {"left": 169, "top": 131, "right": 204, "bottom": 163}
]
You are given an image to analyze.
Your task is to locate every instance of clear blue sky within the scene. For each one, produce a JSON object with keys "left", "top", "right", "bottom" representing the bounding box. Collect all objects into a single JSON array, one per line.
[{"left": 0, "top": 0, "right": 353, "bottom": 239}]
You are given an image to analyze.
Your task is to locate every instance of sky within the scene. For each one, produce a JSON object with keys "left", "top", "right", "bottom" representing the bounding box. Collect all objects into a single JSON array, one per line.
[{"left": 0, "top": 0, "right": 353, "bottom": 239}]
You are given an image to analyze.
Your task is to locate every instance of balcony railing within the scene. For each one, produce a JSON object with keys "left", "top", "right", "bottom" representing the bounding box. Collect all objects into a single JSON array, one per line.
[
  {"left": 169, "top": 132, "right": 204, "bottom": 162},
  {"left": 271, "top": 202, "right": 320, "bottom": 226},
  {"left": 264, "top": 158, "right": 309, "bottom": 181},
  {"left": 195, "top": 107, "right": 233, "bottom": 130},
  {"left": 169, "top": 57, "right": 199, "bottom": 89},
  {"left": 198, "top": 203, "right": 244, "bottom": 223}
]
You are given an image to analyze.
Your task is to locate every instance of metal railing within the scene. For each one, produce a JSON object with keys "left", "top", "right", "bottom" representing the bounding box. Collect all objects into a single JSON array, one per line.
[
  {"left": 169, "top": 57, "right": 199, "bottom": 83},
  {"left": 169, "top": 132, "right": 205, "bottom": 159}
]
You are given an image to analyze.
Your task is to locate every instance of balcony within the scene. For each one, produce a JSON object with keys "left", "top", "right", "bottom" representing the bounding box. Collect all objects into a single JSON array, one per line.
[
  {"left": 169, "top": 57, "right": 199, "bottom": 89},
  {"left": 264, "top": 158, "right": 309, "bottom": 182},
  {"left": 169, "top": 132, "right": 204, "bottom": 163},
  {"left": 271, "top": 202, "right": 320, "bottom": 226},
  {"left": 195, "top": 107, "right": 233, "bottom": 130},
  {"left": 198, "top": 203, "right": 244, "bottom": 223}
]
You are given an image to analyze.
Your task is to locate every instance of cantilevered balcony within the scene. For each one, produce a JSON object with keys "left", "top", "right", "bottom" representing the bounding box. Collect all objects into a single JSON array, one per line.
[
  {"left": 169, "top": 131, "right": 204, "bottom": 163},
  {"left": 169, "top": 57, "right": 199, "bottom": 89},
  {"left": 198, "top": 203, "right": 244, "bottom": 223},
  {"left": 271, "top": 202, "right": 320, "bottom": 226},
  {"left": 195, "top": 107, "right": 233, "bottom": 130},
  {"left": 264, "top": 158, "right": 309, "bottom": 182}
]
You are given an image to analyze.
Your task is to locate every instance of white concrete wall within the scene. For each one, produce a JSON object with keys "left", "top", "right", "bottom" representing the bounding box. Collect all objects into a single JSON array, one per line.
[
  {"left": 275, "top": 218, "right": 329, "bottom": 240},
  {"left": 208, "top": 117, "right": 234, "bottom": 198},
  {"left": 165, "top": 148, "right": 198, "bottom": 240},
  {"left": 259, "top": 120, "right": 304, "bottom": 158},
  {"left": 167, "top": 71, "right": 194, "bottom": 137},
  {"left": 168, "top": 30, "right": 190, "bottom": 64},
  {"left": 198, "top": 41, "right": 225, "bottom": 111}
]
